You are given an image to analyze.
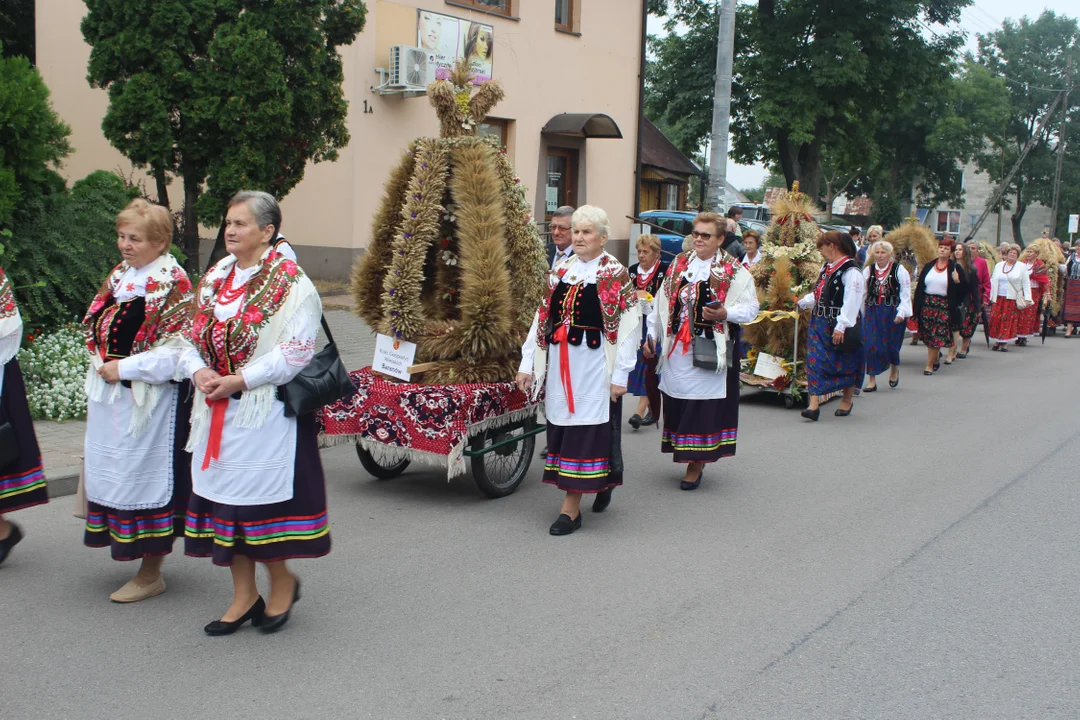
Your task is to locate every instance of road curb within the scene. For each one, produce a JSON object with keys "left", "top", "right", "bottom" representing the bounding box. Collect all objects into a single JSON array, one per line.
[{"left": 46, "top": 468, "right": 80, "bottom": 499}]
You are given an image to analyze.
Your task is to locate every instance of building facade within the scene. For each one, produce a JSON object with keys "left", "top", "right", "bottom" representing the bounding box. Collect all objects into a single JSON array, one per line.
[
  {"left": 916, "top": 161, "right": 1053, "bottom": 245},
  {"left": 35, "top": 0, "right": 645, "bottom": 278}
]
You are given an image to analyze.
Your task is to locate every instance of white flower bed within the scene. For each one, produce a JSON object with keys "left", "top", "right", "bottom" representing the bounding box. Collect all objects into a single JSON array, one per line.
[{"left": 18, "top": 325, "right": 89, "bottom": 421}]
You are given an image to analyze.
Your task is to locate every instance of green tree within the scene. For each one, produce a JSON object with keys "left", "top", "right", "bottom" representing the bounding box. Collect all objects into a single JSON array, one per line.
[
  {"left": 81, "top": 0, "right": 368, "bottom": 272},
  {"left": 0, "top": 0, "right": 34, "bottom": 62},
  {"left": 647, "top": 0, "right": 970, "bottom": 203},
  {"left": 0, "top": 44, "right": 71, "bottom": 229},
  {"left": 8, "top": 171, "right": 138, "bottom": 328},
  {"left": 865, "top": 59, "right": 1009, "bottom": 226},
  {"left": 973, "top": 11, "right": 1080, "bottom": 245}
]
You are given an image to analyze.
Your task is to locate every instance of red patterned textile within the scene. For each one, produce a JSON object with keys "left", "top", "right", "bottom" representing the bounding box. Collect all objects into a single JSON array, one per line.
[{"left": 318, "top": 368, "right": 539, "bottom": 477}]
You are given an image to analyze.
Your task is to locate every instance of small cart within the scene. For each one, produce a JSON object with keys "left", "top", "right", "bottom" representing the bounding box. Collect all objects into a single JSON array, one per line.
[{"left": 319, "top": 368, "right": 545, "bottom": 498}]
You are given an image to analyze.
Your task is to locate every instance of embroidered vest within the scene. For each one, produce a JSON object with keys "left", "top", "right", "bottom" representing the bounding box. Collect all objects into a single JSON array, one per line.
[
  {"left": 866, "top": 263, "right": 901, "bottom": 307},
  {"left": 671, "top": 278, "right": 718, "bottom": 341},
  {"left": 546, "top": 282, "right": 604, "bottom": 349},
  {"left": 815, "top": 259, "right": 859, "bottom": 320},
  {"left": 91, "top": 297, "right": 147, "bottom": 360}
]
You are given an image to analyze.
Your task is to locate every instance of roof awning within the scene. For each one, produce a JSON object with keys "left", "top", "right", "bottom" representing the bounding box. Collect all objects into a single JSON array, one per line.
[
  {"left": 542, "top": 113, "right": 623, "bottom": 139},
  {"left": 642, "top": 166, "right": 689, "bottom": 184}
]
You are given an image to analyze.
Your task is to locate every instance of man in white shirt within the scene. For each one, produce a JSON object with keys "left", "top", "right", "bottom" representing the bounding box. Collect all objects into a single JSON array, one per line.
[{"left": 548, "top": 206, "right": 575, "bottom": 270}]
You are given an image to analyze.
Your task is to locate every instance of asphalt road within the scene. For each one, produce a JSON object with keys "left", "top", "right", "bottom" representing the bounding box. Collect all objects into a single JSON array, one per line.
[{"left": 3, "top": 334, "right": 1079, "bottom": 719}]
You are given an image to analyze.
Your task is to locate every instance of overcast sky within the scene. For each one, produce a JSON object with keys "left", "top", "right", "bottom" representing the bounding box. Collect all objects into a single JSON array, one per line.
[{"left": 647, "top": 1, "right": 1077, "bottom": 190}]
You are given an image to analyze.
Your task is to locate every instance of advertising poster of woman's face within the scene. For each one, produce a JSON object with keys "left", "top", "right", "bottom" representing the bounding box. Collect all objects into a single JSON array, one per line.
[
  {"left": 463, "top": 22, "right": 494, "bottom": 83},
  {"left": 417, "top": 10, "right": 461, "bottom": 79},
  {"left": 417, "top": 10, "right": 494, "bottom": 84}
]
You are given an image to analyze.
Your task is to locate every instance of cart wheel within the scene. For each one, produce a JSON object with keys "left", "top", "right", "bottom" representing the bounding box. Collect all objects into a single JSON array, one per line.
[
  {"left": 783, "top": 394, "right": 796, "bottom": 409},
  {"left": 356, "top": 443, "right": 410, "bottom": 480},
  {"left": 470, "top": 418, "right": 537, "bottom": 498}
]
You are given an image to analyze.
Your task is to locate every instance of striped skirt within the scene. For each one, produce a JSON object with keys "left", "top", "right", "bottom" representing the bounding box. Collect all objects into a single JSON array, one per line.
[
  {"left": 0, "top": 360, "right": 46, "bottom": 515},
  {"left": 543, "top": 399, "right": 622, "bottom": 494},
  {"left": 83, "top": 386, "right": 192, "bottom": 561},
  {"left": 184, "top": 412, "right": 331, "bottom": 565},
  {"left": 660, "top": 345, "right": 740, "bottom": 464},
  {"left": 1063, "top": 278, "right": 1080, "bottom": 324}
]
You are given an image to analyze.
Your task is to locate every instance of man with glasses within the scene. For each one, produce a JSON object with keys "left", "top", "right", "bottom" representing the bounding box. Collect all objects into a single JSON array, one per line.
[{"left": 548, "top": 206, "right": 575, "bottom": 270}]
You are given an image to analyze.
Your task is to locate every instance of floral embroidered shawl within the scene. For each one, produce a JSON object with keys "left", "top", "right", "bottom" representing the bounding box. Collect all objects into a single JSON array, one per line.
[
  {"left": 0, "top": 268, "right": 23, "bottom": 366},
  {"left": 82, "top": 253, "right": 194, "bottom": 436},
  {"left": 660, "top": 249, "right": 739, "bottom": 337},
  {"left": 185, "top": 247, "right": 320, "bottom": 453}
]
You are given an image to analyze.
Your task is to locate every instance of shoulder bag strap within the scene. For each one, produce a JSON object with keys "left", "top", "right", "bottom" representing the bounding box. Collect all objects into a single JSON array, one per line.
[{"left": 319, "top": 314, "right": 335, "bottom": 345}]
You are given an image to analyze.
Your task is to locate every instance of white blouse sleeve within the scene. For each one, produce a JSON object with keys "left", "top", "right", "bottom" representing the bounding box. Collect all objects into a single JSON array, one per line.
[
  {"left": 0, "top": 309, "right": 23, "bottom": 368},
  {"left": 836, "top": 268, "right": 865, "bottom": 332},
  {"left": 1020, "top": 267, "right": 1032, "bottom": 301},
  {"left": 118, "top": 346, "right": 183, "bottom": 385},
  {"left": 897, "top": 266, "right": 913, "bottom": 319},
  {"left": 518, "top": 312, "right": 539, "bottom": 375},
  {"left": 177, "top": 346, "right": 209, "bottom": 380},
  {"left": 724, "top": 275, "right": 761, "bottom": 326},
  {"left": 797, "top": 291, "right": 816, "bottom": 310},
  {"left": 240, "top": 293, "right": 322, "bottom": 390},
  {"left": 611, "top": 328, "right": 640, "bottom": 388},
  {"left": 989, "top": 264, "right": 1002, "bottom": 302}
]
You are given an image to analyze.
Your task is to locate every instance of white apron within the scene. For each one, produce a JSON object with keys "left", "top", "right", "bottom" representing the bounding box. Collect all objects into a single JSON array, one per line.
[{"left": 84, "top": 384, "right": 177, "bottom": 510}]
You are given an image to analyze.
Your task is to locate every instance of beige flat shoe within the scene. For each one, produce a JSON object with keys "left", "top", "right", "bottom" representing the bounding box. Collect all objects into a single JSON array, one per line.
[{"left": 110, "top": 576, "right": 167, "bottom": 603}]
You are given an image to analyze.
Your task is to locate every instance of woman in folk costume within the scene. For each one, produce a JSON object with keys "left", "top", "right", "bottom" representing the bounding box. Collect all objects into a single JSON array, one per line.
[
  {"left": 988, "top": 244, "right": 1032, "bottom": 352},
  {"left": 798, "top": 230, "right": 864, "bottom": 420},
  {"left": 861, "top": 239, "right": 911, "bottom": 392},
  {"left": 913, "top": 238, "right": 967, "bottom": 375},
  {"left": 0, "top": 269, "right": 46, "bottom": 566},
  {"left": 517, "top": 206, "right": 641, "bottom": 536},
  {"left": 644, "top": 212, "right": 759, "bottom": 490},
  {"left": 82, "top": 199, "right": 194, "bottom": 601},
  {"left": 626, "top": 233, "right": 668, "bottom": 430},
  {"left": 1062, "top": 245, "right": 1080, "bottom": 336},
  {"left": 179, "top": 191, "right": 329, "bottom": 633},
  {"left": 947, "top": 242, "right": 981, "bottom": 361},
  {"left": 1015, "top": 245, "right": 1050, "bottom": 345}
]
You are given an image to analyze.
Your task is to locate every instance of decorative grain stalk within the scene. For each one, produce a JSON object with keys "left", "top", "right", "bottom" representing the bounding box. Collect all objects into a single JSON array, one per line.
[{"left": 351, "top": 60, "right": 547, "bottom": 383}]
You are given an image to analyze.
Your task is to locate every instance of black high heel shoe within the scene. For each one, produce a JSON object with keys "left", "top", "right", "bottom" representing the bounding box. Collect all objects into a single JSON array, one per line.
[
  {"left": 835, "top": 405, "right": 853, "bottom": 417},
  {"left": 260, "top": 578, "right": 302, "bottom": 634},
  {"left": 204, "top": 596, "right": 266, "bottom": 636},
  {"left": 800, "top": 408, "right": 820, "bottom": 421}
]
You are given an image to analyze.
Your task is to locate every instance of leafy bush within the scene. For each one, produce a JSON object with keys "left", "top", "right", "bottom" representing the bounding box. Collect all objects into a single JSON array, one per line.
[
  {"left": 18, "top": 324, "right": 88, "bottom": 421},
  {"left": 0, "top": 43, "right": 71, "bottom": 227},
  {"left": 6, "top": 170, "right": 137, "bottom": 330}
]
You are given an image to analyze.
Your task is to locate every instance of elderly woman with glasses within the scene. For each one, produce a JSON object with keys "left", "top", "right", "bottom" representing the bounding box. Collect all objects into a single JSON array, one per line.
[
  {"left": 797, "top": 230, "right": 864, "bottom": 420},
  {"left": 643, "top": 212, "right": 759, "bottom": 490},
  {"left": 517, "top": 206, "right": 641, "bottom": 535},
  {"left": 861, "top": 239, "right": 911, "bottom": 391},
  {"left": 626, "top": 234, "right": 668, "bottom": 430}
]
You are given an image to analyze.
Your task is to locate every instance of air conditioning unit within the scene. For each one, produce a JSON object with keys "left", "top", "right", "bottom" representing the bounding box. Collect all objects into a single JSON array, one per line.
[{"left": 374, "top": 45, "right": 431, "bottom": 96}]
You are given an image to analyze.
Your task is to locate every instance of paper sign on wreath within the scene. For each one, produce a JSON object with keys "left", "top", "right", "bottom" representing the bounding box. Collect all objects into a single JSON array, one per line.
[
  {"left": 374, "top": 334, "right": 418, "bottom": 381},
  {"left": 753, "top": 351, "right": 787, "bottom": 381}
]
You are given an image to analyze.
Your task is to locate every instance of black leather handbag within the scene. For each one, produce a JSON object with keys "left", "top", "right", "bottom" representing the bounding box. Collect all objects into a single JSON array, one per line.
[
  {"left": 280, "top": 316, "right": 356, "bottom": 418},
  {"left": 0, "top": 421, "right": 20, "bottom": 471},
  {"left": 692, "top": 333, "right": 737, "bottom": 371}
]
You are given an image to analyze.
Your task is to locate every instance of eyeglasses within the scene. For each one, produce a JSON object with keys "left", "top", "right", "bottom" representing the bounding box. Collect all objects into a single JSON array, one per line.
[
  {"left": 550, "top": 224, "right": 571, "bottom": 232},
  {"left": 690, "top": 231, "right": 713, "bottom": 240}
]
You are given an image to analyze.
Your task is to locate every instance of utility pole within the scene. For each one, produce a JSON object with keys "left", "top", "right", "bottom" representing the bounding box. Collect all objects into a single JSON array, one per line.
[
  {"left": 1050, "top": 56, "right": 1072, "bottom": 238},
  {"left": 706, "top": 0, "right": 736, "bottom": 212}
]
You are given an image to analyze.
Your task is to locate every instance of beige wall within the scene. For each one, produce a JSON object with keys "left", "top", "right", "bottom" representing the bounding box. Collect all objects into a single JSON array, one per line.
[{"left": 35, "top": 0, "right": 644, "bottom": 279}]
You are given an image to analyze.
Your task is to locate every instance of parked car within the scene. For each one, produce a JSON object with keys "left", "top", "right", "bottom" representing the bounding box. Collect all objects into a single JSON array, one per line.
[
  {"left": 637, "top": 210, "right": 696, "bottom": 258},
  {"left": 730, "top": 203, "right": 771, "bottom": 223},
  {"left": 739, "top": 219, "right": 769, "bottom": 235}
]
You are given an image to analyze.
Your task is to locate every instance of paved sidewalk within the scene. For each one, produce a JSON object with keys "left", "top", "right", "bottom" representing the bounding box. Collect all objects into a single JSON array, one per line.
[{"left": 33, "top": 305, "right": 377, "bottom": 497}]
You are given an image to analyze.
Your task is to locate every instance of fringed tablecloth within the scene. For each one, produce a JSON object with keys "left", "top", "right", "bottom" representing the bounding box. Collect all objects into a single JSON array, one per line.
[{"left": 318, "top": 367, "right": 540, "bottom": 478}]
